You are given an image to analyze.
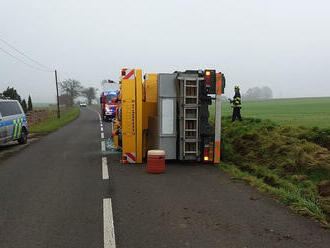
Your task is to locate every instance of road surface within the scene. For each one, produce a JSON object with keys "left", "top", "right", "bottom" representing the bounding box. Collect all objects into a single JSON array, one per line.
[{"left": 0, "top": 107, "right": 329, "bottom": 248}]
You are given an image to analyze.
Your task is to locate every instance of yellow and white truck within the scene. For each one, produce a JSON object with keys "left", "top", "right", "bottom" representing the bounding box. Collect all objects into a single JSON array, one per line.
[{"left": 112, "top": 68, "right": 225, "bottom": 164}]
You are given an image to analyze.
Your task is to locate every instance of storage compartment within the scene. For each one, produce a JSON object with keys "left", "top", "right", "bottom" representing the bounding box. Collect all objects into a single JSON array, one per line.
[{"left": 155, "top": 73, "right": 178, "bottom": 160}]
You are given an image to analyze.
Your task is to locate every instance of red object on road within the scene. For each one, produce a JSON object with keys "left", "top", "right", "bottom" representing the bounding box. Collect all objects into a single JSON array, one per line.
[{"left": 147, "top": 150, "right": 165, "bottom": 174}]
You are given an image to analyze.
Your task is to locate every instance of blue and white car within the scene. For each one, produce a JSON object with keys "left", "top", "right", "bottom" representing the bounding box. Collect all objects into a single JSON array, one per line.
[{"left": 0, "top": 99, "right": 28, "bottom": 145}]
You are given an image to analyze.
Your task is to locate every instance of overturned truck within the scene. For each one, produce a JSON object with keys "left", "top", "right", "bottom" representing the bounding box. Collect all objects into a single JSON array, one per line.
[{"left": 112, "top": 69, "right": 225, "bottom": 164}]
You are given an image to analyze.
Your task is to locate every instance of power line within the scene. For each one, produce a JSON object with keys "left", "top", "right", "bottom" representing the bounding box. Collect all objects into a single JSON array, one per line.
[
  {"left": 57, "top": 70, "right": 72, "bottom": 80},
  {"left": 0, "top": 46, "right": 53, "bottom": 73},
  {"left": 0, "top": 37, "right": 53, "bottom": 71},
  {"left": 0, "top": 37, "right": 76, "bottom": 87}
]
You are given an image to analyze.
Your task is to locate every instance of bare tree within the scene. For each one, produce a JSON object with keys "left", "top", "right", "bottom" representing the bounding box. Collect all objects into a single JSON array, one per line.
[
  {"left": 60, "top": 79, "right": 83, "bottom": 106},
  {"left": 81, "top": 87, "right": 97, "bottom": 105}
]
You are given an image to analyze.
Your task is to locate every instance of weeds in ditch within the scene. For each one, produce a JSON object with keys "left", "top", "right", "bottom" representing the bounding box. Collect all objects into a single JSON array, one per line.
[{"left": 219, "top": 117, "right": 330, "bottom": 227}]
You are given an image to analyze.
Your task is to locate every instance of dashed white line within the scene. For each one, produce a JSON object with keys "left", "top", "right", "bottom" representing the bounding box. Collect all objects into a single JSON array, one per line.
[
  {"left": 95, "top": 109, "right": 115, "bottom": 248},
  {"left": 103, "top": 198, "right": 116, "bottom": 248},
  {"left": 102, "top": 157, "right": 109, "bottom": 180},
  {"left": 101, "top": 140, "right": 105, "bottom": 152}
]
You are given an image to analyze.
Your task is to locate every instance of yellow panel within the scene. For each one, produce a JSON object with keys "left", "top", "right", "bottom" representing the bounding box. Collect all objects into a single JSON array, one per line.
[
  {"left": 145, "top": 74, "right": 158, "bottom": 103},
  {"left": 113, "top": 120, "right": 120, "bottom": 149},
  {"left": 121, "top": 76, "right": 136, "bottom": 161},
  {"left": 121, "top": 70, "right": 158, "bottom": 163},
  {"left": 141, "top": 73, "right": 158, "bottom": 158},
  {"left": 142, "top": 73, "right": 158, "bottom": 130},
  {"left": 142, "top": 102, "right": 157, "bottom": 129},
  {"left": 142, "top": 102, "right": 157, "bottom": 157},
  {"left": 136, "top": 69, "right": 143, "bottom": 163}
]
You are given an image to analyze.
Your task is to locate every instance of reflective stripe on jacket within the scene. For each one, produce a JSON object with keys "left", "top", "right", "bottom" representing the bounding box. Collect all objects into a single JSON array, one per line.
[{"left": 232, "top": 92, "right": 242, "bottom": 107}]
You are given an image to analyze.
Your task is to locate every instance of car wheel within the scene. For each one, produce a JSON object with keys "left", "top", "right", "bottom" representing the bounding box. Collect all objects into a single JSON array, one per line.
[{"left": 18, "top": 129, "right": 28, "bottom": 144}]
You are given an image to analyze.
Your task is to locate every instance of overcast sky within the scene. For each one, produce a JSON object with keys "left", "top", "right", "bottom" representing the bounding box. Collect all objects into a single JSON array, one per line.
[{"left": 1, "top": 0, "right": 329, "bottom": 102}]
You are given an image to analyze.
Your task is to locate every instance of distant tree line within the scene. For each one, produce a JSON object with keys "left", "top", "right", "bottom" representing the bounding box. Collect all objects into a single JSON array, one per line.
[
  {"left": 243, "top": 86, "right": 273, "bottom": 100},
  {"left": 59, "top": 79, "right": 97, "bottom": 107},
  {"left": 1, "top": 80, "right": 97, "bottom": 110},
  {"left": 1, "top": 87, "right": 33, "bottom": 112}
]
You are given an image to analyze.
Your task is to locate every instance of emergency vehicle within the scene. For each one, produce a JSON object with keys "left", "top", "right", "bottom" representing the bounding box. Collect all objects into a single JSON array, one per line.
[
  {"left": 0, "top": 99, "right": 28, "bottom": 145},
  {"left": 100, "top": 91, "right": 118, "bottom": 121}
]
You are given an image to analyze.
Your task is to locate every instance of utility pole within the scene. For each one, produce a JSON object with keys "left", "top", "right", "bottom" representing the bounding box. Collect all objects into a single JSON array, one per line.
[{"left": 55, "top": 70, "right": 60, "bottom": 119}]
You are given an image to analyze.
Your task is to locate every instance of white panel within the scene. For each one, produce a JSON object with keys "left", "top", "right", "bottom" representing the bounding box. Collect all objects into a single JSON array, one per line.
[{"left": 161, "top": 99, "right": 174, "bottom": 135}]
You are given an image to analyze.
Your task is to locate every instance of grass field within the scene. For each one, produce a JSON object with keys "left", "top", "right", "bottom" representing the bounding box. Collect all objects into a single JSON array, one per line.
[
  {"left": 218, "top": 97, "right": 330, "bottom": 128},
  {"left": 29, "top": 107, "right": 80, "bottom": 134},
  {"left": 210, "top": 97, "right": 330, "bottom": 226}
]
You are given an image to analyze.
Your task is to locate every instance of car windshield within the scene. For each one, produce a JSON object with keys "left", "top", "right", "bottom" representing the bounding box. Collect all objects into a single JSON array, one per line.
[
  {"left": 0, "top": 101, "right": 22, "bottom": 117},
  {"left": 105, "top": 94, "right": 116, "bottom": 102}
]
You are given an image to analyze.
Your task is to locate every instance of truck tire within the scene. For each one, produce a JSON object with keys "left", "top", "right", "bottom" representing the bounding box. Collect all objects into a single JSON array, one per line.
[{"left": 18, "top": 129, "right": 28, "bottom": 145}]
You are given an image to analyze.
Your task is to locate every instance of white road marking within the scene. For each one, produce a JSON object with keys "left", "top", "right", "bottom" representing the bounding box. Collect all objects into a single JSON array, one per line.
[
  {"left": 101, "top": 141, "right": 105, "bottom": 152},
  {"left": 94, "top": 109, "right": 116, "bottom": 247},
  {"left": 102, "top": 157, "right": 109, "bottom": 180},
  {"left": 103, "top": 198, "right": 116, "bottom": 248}
]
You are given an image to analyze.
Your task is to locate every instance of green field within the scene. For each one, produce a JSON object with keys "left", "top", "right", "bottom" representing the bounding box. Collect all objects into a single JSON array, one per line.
[{"left": 218, "top": 97, "right": 330, "bottom": 128}]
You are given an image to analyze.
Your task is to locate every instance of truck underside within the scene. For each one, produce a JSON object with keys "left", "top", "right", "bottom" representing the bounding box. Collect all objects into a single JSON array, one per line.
[{"left": 112, "top": 69, "right": 225, "bottom": 164}]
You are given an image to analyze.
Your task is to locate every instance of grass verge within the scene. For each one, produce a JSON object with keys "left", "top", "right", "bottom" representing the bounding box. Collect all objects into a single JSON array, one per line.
[
  {"left": 217, "top": 117, "right": 330, "bottom": 228},
  {"left": 29, "top": 107, "right": 80, "bottom": 134}
]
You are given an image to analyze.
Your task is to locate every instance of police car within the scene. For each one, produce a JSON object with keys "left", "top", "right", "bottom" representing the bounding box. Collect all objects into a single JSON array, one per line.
[{"left": 0, "top": 99, "right": 28, "bottom": 145}]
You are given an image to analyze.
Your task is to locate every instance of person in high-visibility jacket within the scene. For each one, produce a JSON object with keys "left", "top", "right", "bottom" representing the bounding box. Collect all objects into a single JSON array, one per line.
[{"left": 229, "top": 85, "right": 242, "bottom": 122}]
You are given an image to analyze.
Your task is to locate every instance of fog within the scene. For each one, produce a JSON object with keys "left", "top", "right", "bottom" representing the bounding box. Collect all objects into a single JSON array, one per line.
[{"left": 1, "top": 0, "right": 329, "bottom": 102}]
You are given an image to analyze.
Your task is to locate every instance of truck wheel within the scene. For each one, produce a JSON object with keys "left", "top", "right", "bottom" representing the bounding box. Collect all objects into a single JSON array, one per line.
[{"left": 18, "top": 129, "right": 28, "bottom": 144}]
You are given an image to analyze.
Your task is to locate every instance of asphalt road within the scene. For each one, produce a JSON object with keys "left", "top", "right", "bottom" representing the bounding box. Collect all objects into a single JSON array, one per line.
[
  {"left": 0, "top": 107, "right": 329, "bottom": 248},
  {"left": 0, "top": 107, "right": 106, "bottom": 248}
]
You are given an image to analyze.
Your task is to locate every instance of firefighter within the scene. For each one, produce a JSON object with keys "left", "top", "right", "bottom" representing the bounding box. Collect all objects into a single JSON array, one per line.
[{"left": 229, "top": 85, "right": 242, "bottom": 122}]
